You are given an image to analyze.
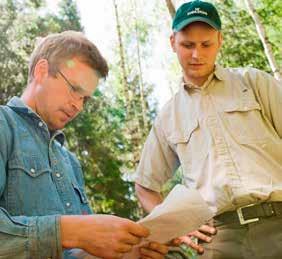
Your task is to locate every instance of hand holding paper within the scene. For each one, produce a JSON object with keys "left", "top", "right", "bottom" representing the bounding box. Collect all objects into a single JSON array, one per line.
[
  {"left": 139, "top": 184, "right": 214, "bottom": 243},
  {"left": 79, "top": 185, "right": 214, "bottom": 259},
  {"left": 124, "top": 184, "right": 214, "bottom": 258}
]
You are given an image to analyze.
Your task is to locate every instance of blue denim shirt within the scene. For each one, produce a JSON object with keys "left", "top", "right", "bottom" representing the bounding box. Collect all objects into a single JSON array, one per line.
[{"left": 0, "top": 97, "right": 92, "bottom": 258}]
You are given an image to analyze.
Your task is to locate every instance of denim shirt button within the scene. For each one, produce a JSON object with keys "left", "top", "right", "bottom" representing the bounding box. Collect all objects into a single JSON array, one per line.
[
  {"left": 55, "top": 173, "right": 61, "bottom": 178},
  {"left": 30, "top": 168, "right": 35, "bottom": 174},
  {"left": 66, "top": 202, "right": 71, "bottom": 207},
  {"left": 38, "top": 121, "right": 43, "bottom": 127}
]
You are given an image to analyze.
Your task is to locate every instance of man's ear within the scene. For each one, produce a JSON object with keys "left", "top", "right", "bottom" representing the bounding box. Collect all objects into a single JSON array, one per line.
[
  {"left": 170, "top": 33, "right": 176, "bottom": 52},
  {"left": 218, "top": 32, "right": 223, "bottom": 49},
  {"left": 33, "top": 59, "right": 49, "bottom": 83}
]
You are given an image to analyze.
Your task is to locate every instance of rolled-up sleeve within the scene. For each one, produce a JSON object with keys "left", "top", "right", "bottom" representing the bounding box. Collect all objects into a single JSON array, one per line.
[
  {"left": 134, "top": 118, "right": 180, "bottom": 193},
  {"left": 0, "top": 118, "right": 62, "bottom": 258}
]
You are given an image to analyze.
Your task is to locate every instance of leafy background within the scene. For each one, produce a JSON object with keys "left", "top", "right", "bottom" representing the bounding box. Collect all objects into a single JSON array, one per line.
[{"left": 0, "top": 0, "right": 281, "bottom": 257}]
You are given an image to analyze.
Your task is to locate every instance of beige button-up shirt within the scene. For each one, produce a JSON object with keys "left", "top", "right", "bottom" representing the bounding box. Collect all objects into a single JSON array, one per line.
[{"left": 135, "top": 66, "right": 282, "bottom": 214}]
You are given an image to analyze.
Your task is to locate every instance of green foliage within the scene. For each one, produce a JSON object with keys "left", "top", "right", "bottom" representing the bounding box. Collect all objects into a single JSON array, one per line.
[
  {"left": 65, "top": 89, "right": 141, "bottom": 219},
  {"left": 110, "top": 0, "right": 158, "bottom": 172},
  {"left": 255, "top": 0, "right": 282, "bottom": 68},
  {"left": 0, "top": 0, "right": 142, "bottom": 218},
  {"left": 216, "top": 0, "right": 270, "bottom": 71},
  {"left": 0, "top": 3, "right": 281, "bottom": 254},
  {"left": 0, "top": 0, "right": 83, "bottom": 104}
]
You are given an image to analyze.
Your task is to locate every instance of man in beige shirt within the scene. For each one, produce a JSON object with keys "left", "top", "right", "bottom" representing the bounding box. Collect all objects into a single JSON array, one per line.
[{"left": 134, "top": 1, "right": 282, "bottom": 258}]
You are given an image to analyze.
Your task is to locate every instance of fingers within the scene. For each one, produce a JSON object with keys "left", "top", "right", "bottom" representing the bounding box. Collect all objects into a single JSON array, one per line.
[
  {"left": 122, "top": 234, "right": 141, "bottom": 246},
  {"left": 173, "top": 235, "right": 204, "bottom": 254},
  {"left": 198, "top": 224, "right": 217, "bottom": 235},
  {"left": 112, "top": 252, "right": 124, "bottom": 259},
  {"left": 127, "top": 222, "right": 150, "bottom": 238},
  {"left": 189, "top": 230, "right": 212, "bottom": 243},
  {"left": 139, "top": 242, "right": 168, "bottom": 259},
  {"left": 115, "top": 243, "right": 133, "bottom": 253},
  {"left": 142, "top": 242, "right": 169, "bottom": 254},
  {"left": 139, "top": 246, "right": 165, "bottom": 259},
  {"left": 139, "top": 248, "right": 164, "bottom": 259}
]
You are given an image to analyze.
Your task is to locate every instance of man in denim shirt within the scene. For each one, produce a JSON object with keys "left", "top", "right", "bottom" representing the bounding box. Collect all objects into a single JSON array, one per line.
[{"left": 0, "top": 31, "right": 168, "bottom": 259}]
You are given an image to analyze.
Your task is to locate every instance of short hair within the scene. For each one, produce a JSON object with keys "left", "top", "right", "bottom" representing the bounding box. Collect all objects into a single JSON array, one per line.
[{"left": 28, "top": 30, "right": 108, "bottom": 83}]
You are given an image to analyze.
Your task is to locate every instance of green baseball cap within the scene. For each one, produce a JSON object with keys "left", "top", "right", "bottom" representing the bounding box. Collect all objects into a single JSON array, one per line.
[{"left": 172, "top": 0, "right": 221, "bottom": 32}]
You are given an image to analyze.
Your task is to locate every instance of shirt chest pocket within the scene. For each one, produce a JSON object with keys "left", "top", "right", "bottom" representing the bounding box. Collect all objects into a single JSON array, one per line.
[
  {"left": 72, "top": 182, "right": 88, "bottom": 204},
  {"left": 71, "top": 181, "right": 91, "bottom": 214},
  {"left": 168, "top": 119, "right": 208, "bottom": 171},
  {"left": 221, "top": 101, "right": 270, "bottom": 144},
  {"left": 7, "top": 153, "right": 62, "bottom": 215},
  {"left": 8, "top": 152, "right": 52, "bottom": 180}
]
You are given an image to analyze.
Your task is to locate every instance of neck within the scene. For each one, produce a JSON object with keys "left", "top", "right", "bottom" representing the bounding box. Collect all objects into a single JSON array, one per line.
[
  {"left": 183, "top": 74, "right": 210, "bottom": 87},
  {"left": 21, "top": 83, "right": 37, "bottom": 112}
]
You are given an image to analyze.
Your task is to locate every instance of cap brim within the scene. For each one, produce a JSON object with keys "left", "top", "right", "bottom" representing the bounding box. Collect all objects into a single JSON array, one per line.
[{"left": 173, "top": 16, "right": 221, "bottom": 31}]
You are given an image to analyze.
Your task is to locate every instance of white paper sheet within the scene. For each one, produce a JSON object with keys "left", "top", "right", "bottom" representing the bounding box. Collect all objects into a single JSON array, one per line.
[
  {"left": 73, "top": 184, "right": 214, "bottom": 259},
  {"left": 124, "top": 184, "right": 214, "bottom": 258}
]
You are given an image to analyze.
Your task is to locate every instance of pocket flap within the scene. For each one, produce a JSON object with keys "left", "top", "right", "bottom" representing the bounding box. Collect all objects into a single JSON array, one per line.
[
  {"left": 72, "top": 182, "right": 88, "bottom": 204},
  {"left": 8, "top": 153, "right": 51, "bottom": 177},
  {"left": 224, "top": 101, "right": 261, "bottom": 113},
  {"left": 168, "top": 120, "right": 198, "bottom": 144}
]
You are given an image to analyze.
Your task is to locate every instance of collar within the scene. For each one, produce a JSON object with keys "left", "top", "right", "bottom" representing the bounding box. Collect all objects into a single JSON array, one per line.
[
  {"left": 7, "top": 96, "right": 65, "bottom": 146},
  {"left": 214, "top": 64, "right": 227, "bottom": 81}
]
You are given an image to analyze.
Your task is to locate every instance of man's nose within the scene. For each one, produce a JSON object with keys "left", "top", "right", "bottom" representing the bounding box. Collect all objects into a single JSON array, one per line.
[{"left": 192, "top": 47, "right": 201, "bottom": 59}]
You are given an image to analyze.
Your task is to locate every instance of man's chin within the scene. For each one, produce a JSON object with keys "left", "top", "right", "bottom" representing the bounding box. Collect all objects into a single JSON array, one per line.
[
  {"left": 48, "top": 121, "right": 67, "bottom": 131},
  {"left": 188, "top": 69, "right": 212, "bottom": 78}
]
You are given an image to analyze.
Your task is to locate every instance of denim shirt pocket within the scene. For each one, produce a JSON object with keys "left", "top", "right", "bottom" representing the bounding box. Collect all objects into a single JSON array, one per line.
[
  {"left": 9, "top": 153, "right": 51, "bottom": 177},
  {"left": 72, "top": 182, "right": 88, "bottom": 204},
  {"left": 7, "top": 153, "right": 62, "bottom": 215},
  {"left": 72, "top": 182, "right": 91, "bottom": 214}
]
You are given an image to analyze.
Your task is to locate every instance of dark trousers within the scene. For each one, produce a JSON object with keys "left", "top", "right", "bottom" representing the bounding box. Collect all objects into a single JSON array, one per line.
[{"left": 200, "top": 215, "right": 282, "bottom": 259}]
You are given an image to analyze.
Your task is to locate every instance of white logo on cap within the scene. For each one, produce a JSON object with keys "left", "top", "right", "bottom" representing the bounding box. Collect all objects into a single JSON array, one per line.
[{"left": 187, "top": 8, "right": 208, "bottom": 16}]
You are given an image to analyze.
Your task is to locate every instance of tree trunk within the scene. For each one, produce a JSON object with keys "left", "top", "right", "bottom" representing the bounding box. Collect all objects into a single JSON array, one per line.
[
  {"left": 112, "top": 0, "right": 131, "bottom": 107},
  {"left": 165, "top": 0, "right": 176, "bottom": 18},
  {"left": 132, "top": 0, "right": 148, "bottom": 132},
  {"left": 244, "top": 0, "right": 281, "bottom": 80}
]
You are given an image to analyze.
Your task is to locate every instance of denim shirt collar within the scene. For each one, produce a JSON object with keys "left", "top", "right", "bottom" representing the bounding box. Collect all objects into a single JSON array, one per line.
[{"left": 7, "top": 96, "right": 65, "bottom": 145}]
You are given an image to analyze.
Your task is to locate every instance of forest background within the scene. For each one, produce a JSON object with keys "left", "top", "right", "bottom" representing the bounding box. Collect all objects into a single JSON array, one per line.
[{"left": 0, "top": 0, "right": 281, "bottom": 258}]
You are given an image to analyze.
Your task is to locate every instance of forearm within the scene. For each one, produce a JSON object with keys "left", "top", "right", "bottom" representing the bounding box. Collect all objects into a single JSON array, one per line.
[
  {"left": 61, "top": 215, "right": 86, "bottom": 249},
  {"left": 135, "top": 183, "right": 163, "bottom": 213},
  {"left": 61, "top": 214, "right": 150, "bottom": 258}
]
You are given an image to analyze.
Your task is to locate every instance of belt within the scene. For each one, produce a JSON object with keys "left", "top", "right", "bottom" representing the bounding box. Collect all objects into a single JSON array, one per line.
[{"left": 214, "top": 202, "right": 282, "bottom": 225}]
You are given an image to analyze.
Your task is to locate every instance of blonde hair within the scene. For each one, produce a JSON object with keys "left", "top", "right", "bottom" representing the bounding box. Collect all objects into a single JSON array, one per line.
[{"left": 28, "top": 31, "right": 108, "bottom": 83}]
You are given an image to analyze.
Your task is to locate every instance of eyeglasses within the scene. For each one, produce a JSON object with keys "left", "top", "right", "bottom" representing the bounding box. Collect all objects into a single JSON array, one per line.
[{"left": 58, "top": 70, "right": 91, "bottom": 105}]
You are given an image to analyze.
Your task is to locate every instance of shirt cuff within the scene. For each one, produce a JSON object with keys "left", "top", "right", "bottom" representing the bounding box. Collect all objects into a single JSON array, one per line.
[
  {"left": 134, "top": 174, "right": 162, "bottom": 193},
  {"left": 29, "top": 215, "right": 62, "bottom": 258}
]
